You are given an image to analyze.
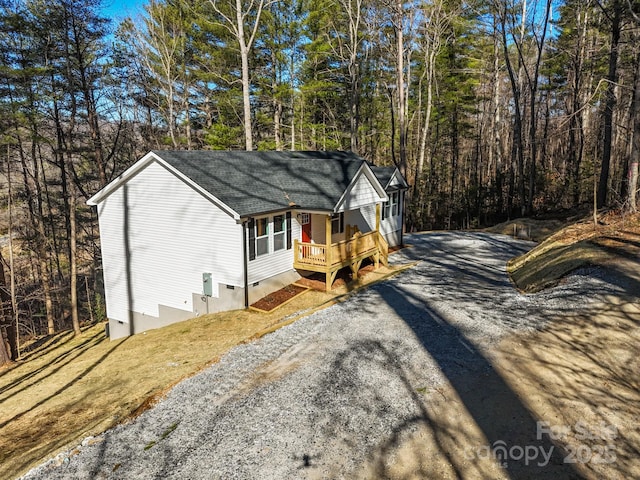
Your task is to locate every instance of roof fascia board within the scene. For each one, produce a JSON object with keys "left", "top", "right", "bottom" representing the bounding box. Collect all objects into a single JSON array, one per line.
[{"left": 334, "top": 162, "right": 388, "bottom": 212}]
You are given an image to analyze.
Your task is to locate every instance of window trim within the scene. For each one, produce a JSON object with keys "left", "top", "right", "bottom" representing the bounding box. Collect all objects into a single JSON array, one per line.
[
  {"left": 248, "top": 212, "right": 292, "bottom": 261},
  {"left": 273, "top": 214, "right": 286, "bottom": 251},
  {"left": 382, "top": 201, "right": 389, "bottom": 220},
  {"left": 390, "top": 191, "right": 399, "bottom": 217},
  {"left": 255, "top": 217, "right": 269, "bottom": 257},
  {"left": 382, "top": 192, "right": 400, "bottom": 220}
]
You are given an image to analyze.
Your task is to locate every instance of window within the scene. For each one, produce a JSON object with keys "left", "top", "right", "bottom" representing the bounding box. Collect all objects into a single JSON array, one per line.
[
  {"left": 390, "top": 192, "right": 400, "bottom": 216},
  {"left": 382, "top": 192, "right": 399, "bottom": 220},
  {"left": 273, "top": 214, "right": 285, "bottom": 251},
  {"left": 256, "top": 217, "right": 269, "bottom": 256},
  {"left": 331, "top": 212, "right": 344, "bottom": 234},
  {"left": 248, "top": 212, "right": 292, "bottom": 261}
]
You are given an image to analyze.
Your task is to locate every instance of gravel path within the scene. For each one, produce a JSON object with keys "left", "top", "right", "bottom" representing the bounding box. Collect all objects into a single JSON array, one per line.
[{"left": 21, "top": 232, "right": 625, "bottom": 480}]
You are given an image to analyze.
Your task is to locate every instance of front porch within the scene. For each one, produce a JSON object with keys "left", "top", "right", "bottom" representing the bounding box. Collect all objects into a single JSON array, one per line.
[{"left": 293, "top": 209, "right": 389, "bottom": 291}]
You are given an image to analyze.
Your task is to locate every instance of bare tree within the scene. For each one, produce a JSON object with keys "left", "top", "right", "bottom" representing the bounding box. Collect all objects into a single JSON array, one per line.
[
  {"left": 597, "top": 0, "right": 622, "bottom": 208},
  {"left": 207, "top": 0, "right": 277, "bottom": 151},
  {"left": 416, "top": 0, "right": 452, "bottom": 182},
  {"left": 393, "top": 0, "right": 409, "bottom": 178},
  {"left": 627, "top": 3, "right": 640, "bottom": 211},
  {"left": 134, "top": 0, "right": 187, "bottom": 149},
  {"left": 326, "top": 0, "right": 367, "bottom": 153}
]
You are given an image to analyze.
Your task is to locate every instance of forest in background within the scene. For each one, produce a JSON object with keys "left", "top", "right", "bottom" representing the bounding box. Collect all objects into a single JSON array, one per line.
[{"left": 0, "top": 0, "right": 639, "bottom": 360}]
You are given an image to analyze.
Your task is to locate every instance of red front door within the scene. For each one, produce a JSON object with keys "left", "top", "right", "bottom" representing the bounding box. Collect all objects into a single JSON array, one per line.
[{"left": 301, "top": 213, "right": 311, "bottom": 242}]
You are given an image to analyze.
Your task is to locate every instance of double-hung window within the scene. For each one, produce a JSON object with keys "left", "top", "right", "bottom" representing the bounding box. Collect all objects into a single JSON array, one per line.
[
  {"left": 273, "top": 214, "right": 286, "bottom": 251},
  {"left": 256, "top": 218, "right": 269, "bottom": 256},
  {"left": 390, "top": 192, "right": 399, "bottom": 216},
  {"left": 248, "top": 212, "right": 292, "bottom": 260},
  {"left": 382, "top": 192, "right": 399, "bottom": 220}
]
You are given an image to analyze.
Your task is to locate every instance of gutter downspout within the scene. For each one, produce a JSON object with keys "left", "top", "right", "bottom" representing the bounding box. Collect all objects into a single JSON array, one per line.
[{"left": 242, "top": 220, "right": 249, "bottom": 308}]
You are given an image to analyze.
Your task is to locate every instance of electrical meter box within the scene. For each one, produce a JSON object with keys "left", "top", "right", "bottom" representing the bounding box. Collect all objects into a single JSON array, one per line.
[{"left": 202, "top": 272, "right": 213, "bottom": 297}]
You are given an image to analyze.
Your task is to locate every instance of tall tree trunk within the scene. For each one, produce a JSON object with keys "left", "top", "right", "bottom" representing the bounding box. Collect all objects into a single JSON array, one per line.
[
  {"left": 501, "top": 32, "right": 524, "bottom": 214},
  {"left": 349, "top": 62, "right": 360, "bottom": 153},
  {"left": 417, "top": 45, "right": 437, "bottom": 185},
  {"left": 569, "top": 6, "right": 589, "bottom": 206},
  {"left": 272, "top": 48, "right": 283, "bottom": 150},
  {"left": 6, "top": 156, "right": 19, "bottom": 360},
  {"left": 17, "top": 135, "right": 56, "bottom": 335},
  {"left": 69, "top": 181, "right": 80, "bottom": 335},
  {"left": 208, "top": 0, "right": 271, "bottom": 151},
  {"left": 387, "top": 86, "right": 397, "bottom": 167},
  {"left": 395, "top": 0, "right": 408, "bottom": 178},
  {"left": 238, "top": 14, "right": 253, "bottom": 151},
  {"left": 0, "top": 253, "right": 17, "bottom": 361},
  {"left": 333, "top": 0, "right": 365, "bottom": 153},
  {"left": 0, "top": 326, "right": 10, "bottom": 367},
  {"left": 274, "top": 96, "right": 283, "bottom": 150},
  {"left": 597, "top": 0, "right": 621, "bottom": 208},
  {"left": 628, "top": 49, "right": 640, "bottom": 212},
  {"left": 492, "top": 18, "right": 504, "bottom": 215},
  {"left": 526, "top": 0, "right": 552, "bottom": 214}
]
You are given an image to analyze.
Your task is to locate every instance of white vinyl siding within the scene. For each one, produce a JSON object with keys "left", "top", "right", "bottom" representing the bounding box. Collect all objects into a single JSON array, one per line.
[
  {"left": 344, "top": 206, "right": 376, "bottom": 234},
  {"left": 336, "top": 170, "right": 386, "bottom": 212},
  {"left": 380, "top": 191, "right": 403, "bottom": 247},
  {"left": 247, "top": 213, "right": 300, "bottom": 285},
  {"left": 97, "top": 160, "right": 243, "bottom": 324}
]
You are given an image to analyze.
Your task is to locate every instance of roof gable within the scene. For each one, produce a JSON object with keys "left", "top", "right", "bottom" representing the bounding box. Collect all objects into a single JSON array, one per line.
[
  {"left": 88, "top": 151, "right": 384, "bottom": 217},
  {"left": 370, "top": 165, "right": 409, "bottom": 190},
  {"left": 335, "top": 163, "right": 388, "bottom": 212}
]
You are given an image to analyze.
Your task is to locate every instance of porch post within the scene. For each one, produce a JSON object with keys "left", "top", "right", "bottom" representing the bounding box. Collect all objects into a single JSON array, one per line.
[{"left": 325, "top": 214, "right": 332, "bottom": 291}]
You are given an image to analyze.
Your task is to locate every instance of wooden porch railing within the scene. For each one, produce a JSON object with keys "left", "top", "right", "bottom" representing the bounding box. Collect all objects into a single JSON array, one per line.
[
  {"left": 294, "top": 230, "right": 384, "bottom": 269},
  {"left": 329, "top": 231, "right": 377, "bottom": 266},
  {"left": 294, "top": 242, "right": 327, "bottom": 266},
  {"left": 294, "top": 230, "right": 390, "bottom": 291}
]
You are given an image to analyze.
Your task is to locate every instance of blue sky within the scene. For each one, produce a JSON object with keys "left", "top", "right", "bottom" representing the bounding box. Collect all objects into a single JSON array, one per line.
[{"left": 101, "top": 0, "right": 146, "bottom": 22}]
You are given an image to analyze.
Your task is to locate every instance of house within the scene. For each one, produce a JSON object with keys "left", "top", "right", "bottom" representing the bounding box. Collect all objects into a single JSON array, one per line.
[
  {"left": 87, "top": 150, "right": 408, "bottom": 339},
  {"left": 371, "top": 165, "right": 409, "bottom": 247}
]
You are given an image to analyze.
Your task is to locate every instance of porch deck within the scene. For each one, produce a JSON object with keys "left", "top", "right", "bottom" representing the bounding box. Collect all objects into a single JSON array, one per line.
[{"left": 293, "top": 230, "right": 388, "bottom": 291}]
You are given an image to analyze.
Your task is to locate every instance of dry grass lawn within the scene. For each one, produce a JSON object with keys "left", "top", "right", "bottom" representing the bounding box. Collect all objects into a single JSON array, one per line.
[{"left": 0, "top": 264, "right": 410, "bottom": 480}]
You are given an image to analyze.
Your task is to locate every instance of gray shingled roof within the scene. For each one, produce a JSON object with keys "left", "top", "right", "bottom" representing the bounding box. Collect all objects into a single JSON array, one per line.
[
  {"left": 155, "top": 150, "right": 369, "bottom": 217},
  {"left": 370, "top": 165, "right": 409, "bottom": 191},
  {"left": 369, "top": 166, "right": 395, "bottom": 188}
]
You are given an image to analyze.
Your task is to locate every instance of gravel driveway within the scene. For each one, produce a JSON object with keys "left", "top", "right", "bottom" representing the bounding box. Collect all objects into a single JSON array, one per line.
[{"left": 22, "top": 232, "right": 624, "bottom": 480}]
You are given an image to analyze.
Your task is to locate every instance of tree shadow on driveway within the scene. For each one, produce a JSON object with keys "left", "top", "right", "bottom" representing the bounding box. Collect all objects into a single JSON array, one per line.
[
  {"left": 312, "top": 232, "right": 585, "bottom": 479},
  {"left": 374, "top": 281, "right": 580, "bottom": 479}
]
